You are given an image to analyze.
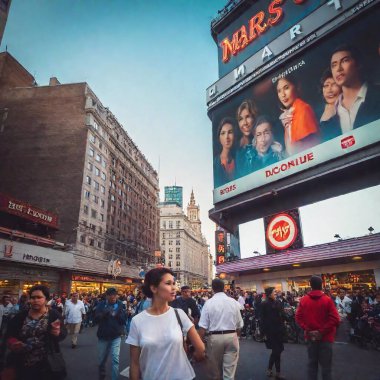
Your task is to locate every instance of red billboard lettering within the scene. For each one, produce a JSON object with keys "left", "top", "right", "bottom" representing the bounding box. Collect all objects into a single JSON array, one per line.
[{"left": 341, "top": 136, "right": 355, "bottom": 149}]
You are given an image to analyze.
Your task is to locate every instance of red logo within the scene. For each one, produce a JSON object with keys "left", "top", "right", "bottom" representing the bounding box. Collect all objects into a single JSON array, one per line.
[
  {"left": 266, "top": 213, "right": 297, "bottom": 250},
  {"left": 341, "top": 136, "right": 355, "bottom": 149}
]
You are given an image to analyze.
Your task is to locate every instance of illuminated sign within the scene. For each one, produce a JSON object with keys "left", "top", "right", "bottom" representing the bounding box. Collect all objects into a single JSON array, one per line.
[
  {"left": 264, "top": 209, "right": 303, "bottom": 254},
  {"left": 215, "top": 230, "right": 226, "bottom": 266},
  {"left": 0, "top": 193, "right": 59, "bottom": 229},
  {"left": 211, "top": 4, "right": 380, "bottom": 204}
]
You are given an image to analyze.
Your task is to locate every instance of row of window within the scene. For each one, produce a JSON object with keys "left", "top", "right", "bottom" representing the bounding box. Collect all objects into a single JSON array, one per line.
[
  {"left": 168, "top": 254, "right": 181, "bottom": 260},
  {"left": 88, "top": 162, "right": 107, "bottom": 181},
  {"left": 162, "top": 221, "right": 181, "bottom": 229},
  {"left": 167, "top": 261, "right": 181, "bottom": 268},
  {"left": 162, "top": 232, "right": 181, "bottom": 238},
  {"left": 88, "top": 148, "right": 106, "bottom": 168},
  {"left": 85, "top": 176, "right": 106, "bottom": 194},
  {"left": 162, "top": 248, "right": 180, "bottom": 253},
  {"left": 80, "top": 235, "right": 102, "bottom": 249},
  {"left": 84, "top": 190, "right": 106, "bottom": 208},
  {"left": 83, "top": 205, "right": 105, "bottom": 222},
  {"left": 162, "top": 240, "right": 181, "bottom": 246}
]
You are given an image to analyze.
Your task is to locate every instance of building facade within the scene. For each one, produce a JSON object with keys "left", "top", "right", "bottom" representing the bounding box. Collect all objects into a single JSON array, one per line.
[
  {"left": 159, "top": 190, "right": 211, "bottom": 288},
  {"left": 0, "top": 53, "right": 159, "bottom": 296}
]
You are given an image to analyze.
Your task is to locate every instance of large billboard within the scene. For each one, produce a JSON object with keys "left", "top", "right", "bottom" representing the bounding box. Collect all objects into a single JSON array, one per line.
[{"left": 210, "top": 3, "right": 380, "bottom": 205}]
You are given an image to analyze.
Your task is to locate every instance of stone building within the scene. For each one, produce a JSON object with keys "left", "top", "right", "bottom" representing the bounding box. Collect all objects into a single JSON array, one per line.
[
  {"left": 0, "top": 52, "right": 159, "bottom": 295},
  {"left": 159, "top": 190, "right": 211, "bottom": 288}
]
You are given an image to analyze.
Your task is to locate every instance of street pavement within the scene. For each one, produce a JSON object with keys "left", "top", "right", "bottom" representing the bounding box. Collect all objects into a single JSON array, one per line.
[{"left": 62, "top": 326, "right": 380, "bottom": 380}]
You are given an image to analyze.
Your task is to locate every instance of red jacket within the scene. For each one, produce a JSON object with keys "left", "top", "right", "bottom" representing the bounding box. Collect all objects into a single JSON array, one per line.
[{"left": 296, "top": 290, "right": 340, "bottom": 343}]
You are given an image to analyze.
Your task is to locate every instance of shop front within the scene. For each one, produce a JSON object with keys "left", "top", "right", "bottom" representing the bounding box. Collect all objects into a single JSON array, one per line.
[
  {"left": 0, "top": 238, "right": 74, "bottom": 298},
  {"left": 71, "top": 274, "right": 138, "bottom": 295}
]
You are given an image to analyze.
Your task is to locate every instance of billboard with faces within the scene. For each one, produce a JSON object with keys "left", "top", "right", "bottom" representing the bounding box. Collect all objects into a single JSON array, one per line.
[{"left": 211, "top": 5, "right": 380, "bottom": 204}]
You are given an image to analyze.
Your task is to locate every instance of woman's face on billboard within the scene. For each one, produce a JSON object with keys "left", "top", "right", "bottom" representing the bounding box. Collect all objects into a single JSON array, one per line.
[
  {"left": 277, "top": 78, "right": 297, "bottom": 109},
  {"left": 238, "top": 108, "right": 254, "bottom": 136},
  {"left": 219, "top": 123, "right": 234, "bottom": 150},
  {"left": 322, "top": 77, "right": 341, "bottom": 105}
]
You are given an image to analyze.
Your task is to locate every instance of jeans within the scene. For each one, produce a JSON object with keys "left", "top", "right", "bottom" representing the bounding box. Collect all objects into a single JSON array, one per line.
[
  {"left": 98, "top": 337, "right": 121, "bottom": 380},
  {"left": 307, "top": 341, "right": 333, "bottom": 380}
]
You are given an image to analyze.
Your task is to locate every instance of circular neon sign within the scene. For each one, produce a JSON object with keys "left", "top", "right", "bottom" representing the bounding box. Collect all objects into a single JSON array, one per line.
[{"left": 266, "top": 213, "right": 297, "bottom": 250}]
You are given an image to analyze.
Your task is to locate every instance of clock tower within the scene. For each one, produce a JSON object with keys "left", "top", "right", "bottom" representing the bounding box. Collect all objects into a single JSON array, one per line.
[{"left": 187, "top": 189, "right": 201, "bottom": 234}]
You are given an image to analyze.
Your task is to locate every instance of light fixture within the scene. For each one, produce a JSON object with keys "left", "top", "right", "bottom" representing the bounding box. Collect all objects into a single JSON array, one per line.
[
  {"left": 352, "top": 256, "right": 362, "bottom": 260},
  {"left": 263, "top": 268, "right": 270, "bottom": 272},
  {"left": 219, "top": 272, "right": 226, "bottom": 279},
  {"left": 368, "top": 226, "right": 374, "bottom": 234},
  {"left": 292, "top": 264, "right": 301, "bottom": 267},
  {"left": 334, "top": 234, "right": 342, "bottom": 240}
]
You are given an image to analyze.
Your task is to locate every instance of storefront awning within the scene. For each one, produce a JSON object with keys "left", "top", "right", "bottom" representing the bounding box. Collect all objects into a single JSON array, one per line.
[{"left": 216, "top": 233, "right": 380, "bottom": 275}]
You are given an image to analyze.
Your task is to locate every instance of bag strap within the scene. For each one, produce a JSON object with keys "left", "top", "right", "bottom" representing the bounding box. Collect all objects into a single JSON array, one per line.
[{"left": 174, "top": 308, "right": 184, "bottom": 334}]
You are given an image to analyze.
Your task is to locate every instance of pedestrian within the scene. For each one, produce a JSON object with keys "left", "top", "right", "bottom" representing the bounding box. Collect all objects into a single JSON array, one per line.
[
  {"left": 198, "top": 278, "right": 243, "bottom": 380},
  {"left": 94, "top": 288, "right": 126, "bottom": 380},
  {"left": 261, "top": 287, "right": 287, "bottom": 380},
  {"left": 296, "top": 275, "right": 340, "bottom": 380},
  {"left": 63, "top": 292, "right": 86, "bottom": 348},
  {"left": 126, "top": 267, "right": 205, "bottom": 380},
  {"left": 2, "top": 285, "right": 67, "bottom": 380},
  {"left": 171, "top": 285, "right": 201, "bottom": 324}
]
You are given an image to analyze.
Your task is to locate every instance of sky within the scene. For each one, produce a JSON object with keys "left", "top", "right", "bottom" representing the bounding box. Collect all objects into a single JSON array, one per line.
[{"left": 2, "top": 0, "right": 379, "bottom": 259}]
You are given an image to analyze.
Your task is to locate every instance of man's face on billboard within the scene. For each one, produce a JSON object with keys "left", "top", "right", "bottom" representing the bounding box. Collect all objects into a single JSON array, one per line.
[
  {"left": 331, "top": 50, "right": 360, "bottom": 87},
  {"left": 255, "top": 122, "right": 274, "bottom": 155}
]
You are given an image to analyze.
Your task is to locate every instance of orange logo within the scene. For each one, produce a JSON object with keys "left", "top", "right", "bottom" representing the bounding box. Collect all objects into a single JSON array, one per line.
[{"left": 266, "top": 213, "right": 297, "bottom": 250}]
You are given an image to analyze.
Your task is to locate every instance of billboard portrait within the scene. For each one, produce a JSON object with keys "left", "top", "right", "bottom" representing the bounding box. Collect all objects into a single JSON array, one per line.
[{"left": 211, "top": 7, "right": 380, "bottom": 203}]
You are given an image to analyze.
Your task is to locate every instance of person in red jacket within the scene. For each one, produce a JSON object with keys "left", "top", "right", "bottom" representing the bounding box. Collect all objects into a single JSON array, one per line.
[{"left": 296, "top": 276, "right": 340, "bottom": 380}]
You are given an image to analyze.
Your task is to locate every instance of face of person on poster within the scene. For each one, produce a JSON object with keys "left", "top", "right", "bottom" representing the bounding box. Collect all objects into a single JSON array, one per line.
[
  {"left": 254, "top": 121, "right": 274, "bottom": 156},
  {"left": 330, "top": 49, "right": 362, "bottom": 88},
  {"left": 238, "top": 108, "right": 254, "bottom": 138},
  {"left": 322, "top": 77, "right": 341, "bottom": 105},
  {"left": 150, "top": 273, "right": 176, "bottom": 303},
  {"left": 277, "top": 77, "right": 298, "bottom": 110},
  {"left": 219, "top": 122, "right": 234, "bottom": 152}
]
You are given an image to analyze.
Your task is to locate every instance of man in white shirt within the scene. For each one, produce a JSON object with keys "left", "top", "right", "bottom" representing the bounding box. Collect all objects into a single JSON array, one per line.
[
  {"left": 199, "top": 279, "right": 244, "bottom": 380},
  {"left": 64, "top": 292, "right": 86, "bottom": 348},
  {"left": 237, "top": 291, "right": 246, "bottom": 310},
  {"left": 329, "top": 44, "right": 380, "bottom": 133}
]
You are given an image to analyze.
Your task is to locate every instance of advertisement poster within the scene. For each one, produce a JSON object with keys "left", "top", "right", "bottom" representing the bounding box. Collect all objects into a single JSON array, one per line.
[{"left": 211, "top": 7, "right": 380, "bottom": 201}]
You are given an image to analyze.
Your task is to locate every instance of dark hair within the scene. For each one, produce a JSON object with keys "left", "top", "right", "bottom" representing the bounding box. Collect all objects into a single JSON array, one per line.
[
  {"left": 310, "top": 275, "right": 323, "bottom": 290},
  {"left": 212, "top": 278, "right": 225, "bottom": 293},
  {"left": 216, "top": 117, "right": 238, "bottom": 155},
  {"left": 320, "top": 68, "right": 333, "bottom": 91},
  {"left": 330, "top": 43, "right": 362, "bottom": 67},
  {"left": 181, "top": 285, "right": 190, "bottom": 291},
  {"left": 106, "top": 287, "right": 117, "bottom": 295},
  {"left": 265, "top": 287, "right": 275, "bottom": 297},
  {"left": 253, "top": 115, "right": 274, "bottom": 142},
  {"left": 29, "top": 285, "right": 50, "bottom": 300},
  {"left": 275, "top": 73, "right": 300, "bottom": 110},
  {"left": 142, "top": 268, "right": 175, "bottom": 298}
]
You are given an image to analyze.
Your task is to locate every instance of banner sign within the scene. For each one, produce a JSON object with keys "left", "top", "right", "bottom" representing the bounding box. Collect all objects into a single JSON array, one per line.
[
  {"left": 264, "top": 209, "right": 304, "bottom": 254},
  {"left": 211, "top": 5, "right": 380, "bottom": 204},
  {"left": 215, "top": 230, "right": 226, "bottom": 265},
  {"left": 0, "top": 193, "right": 59, "bottom": 229}
]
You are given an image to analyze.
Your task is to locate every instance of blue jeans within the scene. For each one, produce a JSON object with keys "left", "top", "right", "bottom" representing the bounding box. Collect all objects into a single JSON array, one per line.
[{"left": 98, "top": 337, "right": 121, "bottom": 380}]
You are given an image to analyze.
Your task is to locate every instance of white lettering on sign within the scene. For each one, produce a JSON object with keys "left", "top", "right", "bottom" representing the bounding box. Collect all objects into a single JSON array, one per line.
[
  {"left": 290, "top": 24, "right": 302, "bottom": 40},
  {"left": 262, "top": 45, "right": 273, "bottom": 61},
  {"left": 234, "top": 64, "right": 246, "bottom": 81},
  {"left": 327, "top": 0, "right": 342, "bottom": 10},
  {"left": 209, "top": 85, "right": 218, "bottom": 98},
  {"left": 8, "top": 201, "right": 24, "bottom": 212}
]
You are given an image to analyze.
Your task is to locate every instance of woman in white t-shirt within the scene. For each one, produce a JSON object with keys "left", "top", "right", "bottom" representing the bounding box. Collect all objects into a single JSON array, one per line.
[{"left": 126, "top": 268, "right": 205, "bottom": 380}]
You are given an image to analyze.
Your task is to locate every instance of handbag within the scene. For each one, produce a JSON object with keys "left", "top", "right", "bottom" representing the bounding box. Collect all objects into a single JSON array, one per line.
[
  {"left": 46, "top": 335, "right": 67, "bottom": 379},
  {"left": 174, "top": 308, "right": 190, "bottom": 355}
]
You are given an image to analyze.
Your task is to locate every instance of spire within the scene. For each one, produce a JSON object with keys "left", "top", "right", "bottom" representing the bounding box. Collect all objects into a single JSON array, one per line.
[{"left": 189, "top": 189, "right": 195, "bottom": 206}]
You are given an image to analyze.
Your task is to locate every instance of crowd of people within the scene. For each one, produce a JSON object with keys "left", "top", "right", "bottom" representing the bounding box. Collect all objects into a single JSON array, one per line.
[{"left": 0, "top": 273, "right": 379, "bottom": 380}]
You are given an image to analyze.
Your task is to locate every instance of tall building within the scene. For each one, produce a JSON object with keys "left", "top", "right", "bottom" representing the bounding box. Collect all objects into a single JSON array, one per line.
[
  {"left": 0, "top": 0, "right": 11, "bottom": 45},
  {"left": 164, "top": 185, "right": 183, "bottom": 208},
  {"left": 159, "top": 190, "right": 211, "bottom": 288},
  {"left": 0, "top": 52, "right": 159, "bottom": 295}
]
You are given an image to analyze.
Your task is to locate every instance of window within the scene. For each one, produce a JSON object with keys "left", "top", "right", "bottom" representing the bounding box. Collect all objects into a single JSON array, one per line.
[
  {"left": 80, "top": 235, "right": 86, "bottom": 243},
  {"left": 168, "top": 221, "right": 173, "bottom": 229},
  {"left": 88, "top": 148, "right": 94, "bottom": 157},
  {"left": 93, "top": 195, "right": 99, "bottom": 204},
  {"left": 176, "top": 232, "right": 181, "bottom": 238},
  {"left": 96, "top": 153, "right": 101, "bottom": 162},
  {"left": 168, "top": 261, "right": 172, "bottom": 267},
  {"left": 162, "top": 233, "right": 165, "bottom": 239},
  {"left": 90, "top": 134, "right": 95, "bottom": 143},
  {"left": 176, "top": 261, "right": 180, "bottom": 267},
  {"left": 101, "top": 199, "right": 105, "bottom": 208},
  {"left": 95, "top": 167, "right": 100, "bottom": 176},
  {"left": 176, "top": 221, "right": 180, "bottom": 229},
  {"left": 86, "top": 176, "right": 91, "bottom": 185},
  {"left": 91, "top": 209, "right": 97, "bottom": 218},
  {"left": 101, "top": 185, "right": 105, "bottom": 194},
  {"left": 176, "top": 254, "right": 180, "bottom": 260},
  {"left": 93, "top": 121, "right": 98, "bottom": 130},
  {"left": 168, "top": 240, "right": 173, "bottom": 245},
  {"left": 110, "top": 194, "right": 115, "bottom": 202},
  {"left": 162, "top": 240, "right": 165, "bottom": 245},
  {"left": 97, "top": 241, "right": 102, "bottom": 249},
  {"left": 102, "top": 159, "right": 106, "bottom": 168},
  {"left": 168, "top": 247, "right": 173, "bottom": 253},
  {"left": 84, "top": 190, "right": 90, "bottom": 199},
  {"left": 83, "top": 205, "right": 88, "bottom": 214},
  {"left": 176, "top": 240, "right": 180, "bottom": 246},
  {"left": 162, "top": 221, "right": 166, "bottom": 229},
  {"left": 101, "top": 172, "right": 106, "bottom": 181},
  {"left": 87, "top": 162, "right": 93, "bottom": 171},
  {"left": 89, "top": 239, "right": 94, "bottom": 246},
  {"left": 176, "top": 247, "right": 180, "bottom": 253},
  {"left": 169, "top": 254, "right": 173, "bottom": 259},
  {"left": 100, "top": 213, "right": 104, "bottom": 222},
  {"left": 94, "top": 181, "right": 100, "bottom": 191}
]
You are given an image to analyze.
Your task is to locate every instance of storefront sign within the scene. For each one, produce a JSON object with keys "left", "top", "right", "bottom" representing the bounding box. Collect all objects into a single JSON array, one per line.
[
  {"left": 264, "top": 209, "right": 304, "bottom": 254},
  {"left": 72, "top": 275, "right": 98, "bottom": 282},
  {"left": 0, "top": 193, "right": 59, "bottom": 229},
  {"left": 215, "top": 230, "right": 226, "bottom": 265}
]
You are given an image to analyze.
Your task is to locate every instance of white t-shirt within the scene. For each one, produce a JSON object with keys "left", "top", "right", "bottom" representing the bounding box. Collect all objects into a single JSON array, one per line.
[
  {"left": 126, "top": 307, "right": 195, "bottom": 380},
  {"left": 64, "top": 300, "right": 85, "bottom": 324}
]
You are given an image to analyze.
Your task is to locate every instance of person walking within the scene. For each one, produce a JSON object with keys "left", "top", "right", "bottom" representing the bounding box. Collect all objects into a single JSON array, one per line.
[
  {"left": 64, "top": 292, "right": 86, "bottom": 348},
  {"left": 171, "top": 285, "right": 200, "bottom": 324},
  {"left": 126, "top": 268, "right": 205, "bottom": 380},
  {"left": 2, "top": 285, "right": 66, "bottom": 380},
  {"left": 198, "top": 278, "right": 244, "bottom": 380},
  {"left": 296, "top": 275, "right": 340, "bottom": 380},
  {"left": 261, "top": 287, "right": 287, "bottom": 380},
  {"left": 94, "top": 288, "right": 126, "bottom": 380}
]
